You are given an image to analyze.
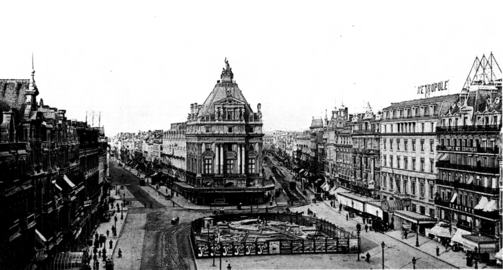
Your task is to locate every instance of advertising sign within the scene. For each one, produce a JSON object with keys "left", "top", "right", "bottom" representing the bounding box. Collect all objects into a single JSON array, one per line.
[{"left": 417, "top": 80, "right": 449, "bottom": 98}]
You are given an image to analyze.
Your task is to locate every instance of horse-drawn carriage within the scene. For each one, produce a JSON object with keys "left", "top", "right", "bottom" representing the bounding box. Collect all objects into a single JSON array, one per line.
[{"left": 171, "top": 217, "right": 180, "bottom": 225}]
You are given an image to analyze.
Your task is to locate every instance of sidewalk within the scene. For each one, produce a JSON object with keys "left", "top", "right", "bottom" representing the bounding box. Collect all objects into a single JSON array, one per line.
[
  {"left": 87, "top": 190, "right": 129, "bottom": 270},
  {"left": 313, "top": 199, "right": 497, "bottom": 269}
]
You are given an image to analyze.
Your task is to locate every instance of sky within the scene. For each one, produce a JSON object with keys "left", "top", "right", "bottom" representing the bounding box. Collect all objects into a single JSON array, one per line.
[{"left": 0, "top": 1, "right": 502, "bottom": 136}]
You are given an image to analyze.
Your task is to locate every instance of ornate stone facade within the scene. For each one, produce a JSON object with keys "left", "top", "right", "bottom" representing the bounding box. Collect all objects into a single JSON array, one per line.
[
  {"left": 172, "top": 59, "right": 272, "bottom": 205},
  {"left": 0, "top": 70, "right": 107, "bottom": 269}
]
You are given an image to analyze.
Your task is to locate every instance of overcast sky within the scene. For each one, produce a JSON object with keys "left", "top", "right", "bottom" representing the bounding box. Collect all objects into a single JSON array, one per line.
[{"left": 0, "top": 1, "right": 501, "bottom": 136}]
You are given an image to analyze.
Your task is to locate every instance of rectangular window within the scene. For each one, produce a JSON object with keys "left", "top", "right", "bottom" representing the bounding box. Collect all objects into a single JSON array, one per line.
[
  {"left": 420, "top": 139, "right": 425, "bottom": 151},
  {"left": 225, "top": 159, "right": 234, "bottom": 174},
  {"left": 421, "top": 123, "right": 425, "bottom": 132},
  {"left": 420, "top": 180, "right": 425, "bottom": 198},
  {"left": 204, "top": 159, "right": 213, "bottom": 174},
  {"left": 390, "top": 139, "right": 393, "bottom": 150},
  {"left": 248, "top": 158, "right": 256, "bottom": 174},
  {"left": 404, "top": 157, "right": 408, "bottom": 170},
  {"left": 420, "top": 158, "right": 425, "bottom": 172},
  {"left": 412, "top": 139, "right": 416, "bottom": 151},
  {"left": 430, "top": 139, "right": 434, "bottom": 152},
  {"left": 412, "top": 158, "right": 416, "bottom": 171},
  {"left": 404, "top": 139, "right": 408, "bottom": 151},
  {"left": 384, "top": 139, "right": 386, "bottom": 150},
  {"left": 411, "top": 203, "right": 416, "bottom": 212},
  {"left": 429, "top": 208, "right": 435, "bottom": 218},
  {"left": 397, "top": 139, "right": 400, "bottom": 151},
  {"left": 430, "top": 159, "right": 434, "bottom": 172},
  {"left": 429, "top": 182, "right": 434, "bottom": 199},
  {"left": 411, "top": 180, "right": 416, "bottom": 195}
]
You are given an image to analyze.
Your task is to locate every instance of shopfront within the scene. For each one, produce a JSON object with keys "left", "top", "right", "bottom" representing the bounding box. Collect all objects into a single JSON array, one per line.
[{"left": 393, "top": 210, "right": 436, "bottom": 235}]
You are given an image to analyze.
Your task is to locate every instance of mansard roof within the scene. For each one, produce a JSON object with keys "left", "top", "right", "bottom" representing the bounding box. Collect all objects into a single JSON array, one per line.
[
  {"left": 310, "top": 117, "right": 324, "bottom": 129},
  {"left": 197, "top": 60, "right": 253, "bottom": 117}
]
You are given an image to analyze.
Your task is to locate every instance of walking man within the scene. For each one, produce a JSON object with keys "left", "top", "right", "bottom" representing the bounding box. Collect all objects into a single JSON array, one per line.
[
  {"left": 365, "top": 224, "right": 368, "bottom": 233},
  {"left": 106, "top": 230, "right": 109, "bottom": 238},
  {"left": 436, "top": 246, "right": 440, "bottom": 256},
  {"left": 109, "top": 239, "right": 113, "bottom": 249},
  {"left": 118, "top": 248, "right": 122, "bottom": 258}
]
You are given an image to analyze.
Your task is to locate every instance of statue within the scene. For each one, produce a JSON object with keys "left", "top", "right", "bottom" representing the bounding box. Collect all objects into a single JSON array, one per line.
[{"left": 225, "top": 57, "right": 230, "bottom": 69}]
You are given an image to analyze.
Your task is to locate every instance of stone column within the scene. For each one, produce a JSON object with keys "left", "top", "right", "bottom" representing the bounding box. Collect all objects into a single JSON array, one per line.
[
  {"left": 220, "top": 144, "right": 224, "bottom": 174},
  {"left": 241, "top": 145, "right": 245, "bottom": 174},
  {"left": 237, "top": 144, "right": 241, "bottom": 174},
  {"left": 215, "top": 143, "right": 219, "bottom": 174}
]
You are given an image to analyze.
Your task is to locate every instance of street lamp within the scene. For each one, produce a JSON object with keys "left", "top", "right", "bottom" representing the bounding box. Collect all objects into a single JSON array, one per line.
[
  {"left": 357, "top": 228, "right": 361, "bottom": 261},
  {"left": 381, "top": 241, "right": 385, "bottom": 270},
  {"left": 412, "top": 257, "right": 416, "bottom": 269}
]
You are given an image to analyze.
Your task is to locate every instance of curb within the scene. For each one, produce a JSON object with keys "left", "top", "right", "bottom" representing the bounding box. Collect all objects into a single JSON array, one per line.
[
  {"left": 188, "top": 231, "right": 199, "bottom": 270},
  {"left": 319, "top": 200, "right": 461, "bottom": 269}
]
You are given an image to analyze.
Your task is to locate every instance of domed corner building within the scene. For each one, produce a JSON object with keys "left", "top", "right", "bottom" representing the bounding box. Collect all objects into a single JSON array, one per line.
[{"left": 178, "top": 58, "right": 273, "bottom": 206}]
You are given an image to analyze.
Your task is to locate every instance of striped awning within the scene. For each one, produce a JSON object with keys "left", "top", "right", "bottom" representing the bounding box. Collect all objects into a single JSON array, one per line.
[{"left": 474, "top": 196, "right": 489, "bottom": 210}]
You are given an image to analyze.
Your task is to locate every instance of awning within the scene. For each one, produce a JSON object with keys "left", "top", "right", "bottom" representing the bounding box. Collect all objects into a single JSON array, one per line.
[
  {"left": 450, "top": 228, "right": 471, "bottom": 245},
  {"left": 63, "top": 175, "right": 76, "bottom": 188},
  {"left": 52, "top": 180, "right": 62, "bottom": 191},
  {"left": 394, "top": 210, "right": 436, "bottom": 224},
  {"left": 467, "top": 175, "right": 473, "bottom": 185},
  {"left": 450, "top": 193, "right": 458, "bottom": 203},
  {"left": 426, "top": 222, "right": 453, "bottom": 238},
  {"left": 439, "top": 153, "right": 450, "bottom": 161},
  {"left": 461, "top": 234, "right": 497, "bottom": 252},
  {"left": 483, "top": 200, "right": 497, "bottom": 212},
  {"left": 474, "top": 196, "right": 489, "bottom": 210},
  {"left": 381, "top": 199, "right": 403, "bottom": 213},
  {"left": 35, "top": 229, "right": 47, "bottom": 246},
  {"left": 46, "top": 252, "right": 85, "bottom": 270},
  {"left": 496, "top": 248, "right": 503, "bottom": 261}
]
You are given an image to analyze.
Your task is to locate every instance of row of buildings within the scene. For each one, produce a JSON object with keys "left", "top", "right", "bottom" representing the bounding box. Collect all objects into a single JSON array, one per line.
[
  {"left": 0, "top": 69, "right": 109, "bottom": 269},
  {"left": 112, "top": 59, "right": 273, "bottom": 206},
  {"left": 277, "top": 53, "right": 502, "bottom": 258}
]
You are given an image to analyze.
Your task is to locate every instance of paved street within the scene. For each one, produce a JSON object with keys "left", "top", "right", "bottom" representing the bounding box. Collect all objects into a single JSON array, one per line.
[{"left": 102, "top": 159, "right": 498, "bottom": 269}]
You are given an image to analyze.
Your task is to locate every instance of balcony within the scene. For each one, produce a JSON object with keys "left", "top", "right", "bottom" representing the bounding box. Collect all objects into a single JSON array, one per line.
[
  {"left": 436, "top": 124, "right": 501, "bottom": 133},
  {"left": 436, "top": 145, "right": 499, "bottom": 154},
  {"left": 474, "top": 209, "right": 500, "bottom": 220},
  {"left": 435, "top": 161, "right": 498, "bottom": 174}
]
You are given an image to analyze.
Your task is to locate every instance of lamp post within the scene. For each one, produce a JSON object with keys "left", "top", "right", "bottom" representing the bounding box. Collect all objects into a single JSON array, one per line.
[
  {"left": 381, "top": 241, "right": 385, "bottom": 270},
  {"left": 412, "top": 257, "right": 416, "bottom": 269},
  {"left": 415, "top": 221, "right": 419, "bottom": 247},
  {"left": 357, "top": 228, "right": 361, "bottom": 261}
]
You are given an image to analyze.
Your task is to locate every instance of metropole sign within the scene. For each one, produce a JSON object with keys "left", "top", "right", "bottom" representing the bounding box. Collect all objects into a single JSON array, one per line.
[{"left": 417, "top": 80, "right": 449, "bottom": 98}]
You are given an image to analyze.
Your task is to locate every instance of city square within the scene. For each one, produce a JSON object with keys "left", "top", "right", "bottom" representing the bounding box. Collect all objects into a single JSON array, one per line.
[{"left": 0, "top": 1, "right": 502, "bottom": 270}]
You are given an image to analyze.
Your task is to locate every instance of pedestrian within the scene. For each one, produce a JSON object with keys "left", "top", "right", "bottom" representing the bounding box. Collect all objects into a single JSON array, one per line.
[
  {"left": 150, "top": 202, "right": 153, "bottom": 208},
  {"left": 93, "top": 246, "right": 98, "bottom": 255},
  {"left": 109, "top": 239, "right": 113, "bottom": 249},
  {"left": 404, "top": 230, "right": 408, "bottom": 239},
  {"left": 346, "top": 213, "right": 349, "bottom": 221},
  {"left": 118, "top": 248, "right": 122, "bottom": 258},
  {"left": 436, "top": 246, "right": 440, "bottom": 256},
  {"left": 114, "top": 215, "right": 118, "bottom": 224},
  {"left": 339, "top": 204, "right": 342, "bottom": 213},
  {"left": 98, "top": 250, "right": 102, "bottom": 258},
  {"left": 106, "top": 230, "right": 109, "bottom": 238},
  {"left": 172, "top": 201, "right": 175, "bottom": 207},
  {"left": 366, "top": 252, "right": 371, "bottom": 262},
  {"left": 365, "top": 224, "right": 368, "bottom": 233}
]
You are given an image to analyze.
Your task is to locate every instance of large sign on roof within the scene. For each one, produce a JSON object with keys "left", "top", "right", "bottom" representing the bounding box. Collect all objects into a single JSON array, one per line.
[{"left": 417, "top": 80, "right": 449, "bottom": 98}]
